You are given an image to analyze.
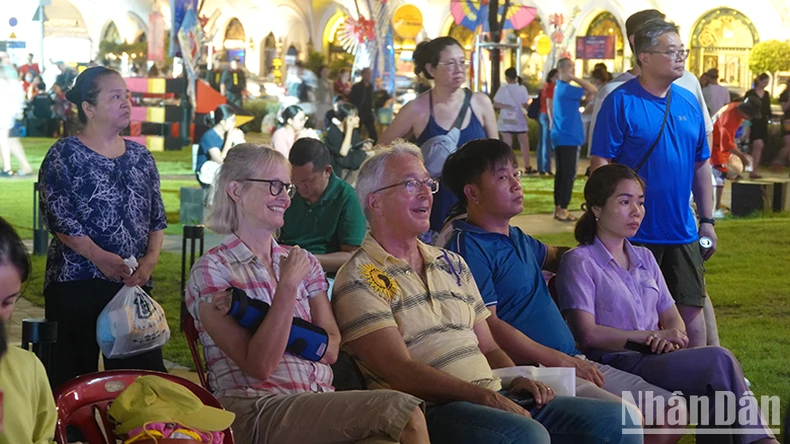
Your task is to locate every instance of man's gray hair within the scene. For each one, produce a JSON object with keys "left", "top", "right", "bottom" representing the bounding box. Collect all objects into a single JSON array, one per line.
[
  {"left": 356, "top": 141, "right": 424, "bottom": 218},
  {"left": 634, "top": 19, "right": 680, "bottom": 67}
]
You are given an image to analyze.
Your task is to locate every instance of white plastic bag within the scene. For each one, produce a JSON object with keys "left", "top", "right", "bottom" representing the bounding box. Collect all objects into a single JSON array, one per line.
[
  {"left": 493, "top": 366, "right": 576, "bottom": 397},
  {"left": 96, "top": 258, "right": 170, "bottom": 359}
]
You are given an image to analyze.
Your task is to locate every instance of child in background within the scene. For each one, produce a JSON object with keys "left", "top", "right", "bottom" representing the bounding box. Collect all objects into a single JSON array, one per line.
[{"left": 710, "top": 97, "right": 762, "bottom": 218}]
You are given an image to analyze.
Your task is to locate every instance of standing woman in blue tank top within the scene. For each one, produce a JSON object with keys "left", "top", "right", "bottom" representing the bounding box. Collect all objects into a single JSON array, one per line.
[{"left": 379, "top": 37, "right": 498, "bottom": 243}]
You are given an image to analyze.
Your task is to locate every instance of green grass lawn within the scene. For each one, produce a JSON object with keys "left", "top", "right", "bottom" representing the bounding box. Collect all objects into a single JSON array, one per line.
[{"left": 0, "top": 138, "right": 198, "bottom": 239}]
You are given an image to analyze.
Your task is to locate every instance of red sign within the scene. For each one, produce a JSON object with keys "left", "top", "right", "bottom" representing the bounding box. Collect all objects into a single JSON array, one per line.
[
  {"left": 575, "top": 36, "right": 615, "bottom": 60},
  {"left": 148, "top": 11, "right": 165, "bottom": 62}
]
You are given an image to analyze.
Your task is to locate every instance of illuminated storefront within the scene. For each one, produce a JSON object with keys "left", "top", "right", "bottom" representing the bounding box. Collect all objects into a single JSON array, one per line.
[{"left": 689, "top": 8, "right": 759, "bottom": 90}]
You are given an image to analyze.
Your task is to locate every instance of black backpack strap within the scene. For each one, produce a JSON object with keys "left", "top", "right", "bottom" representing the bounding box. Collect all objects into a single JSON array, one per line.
[
  {"left": 634, "top": 89, "right": 672, "bottom": 173},
  {"left": 429, "top": 90, "right": 434, "bottom": 115},
  {"left": 453, "top": 88, "right": 473, "bottom": 129}
]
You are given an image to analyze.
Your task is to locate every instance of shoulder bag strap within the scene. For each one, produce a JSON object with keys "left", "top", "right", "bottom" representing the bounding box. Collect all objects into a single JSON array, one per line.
[
  {"left": 453, "top": 88, "right": 474, "bottom": 130},
  {"left": 634, "top": 89, "right": 672, "bottom": 173}
]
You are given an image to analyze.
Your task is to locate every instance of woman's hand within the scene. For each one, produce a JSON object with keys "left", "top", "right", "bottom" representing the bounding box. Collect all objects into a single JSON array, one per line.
[
  {"left": 230, "top": 128, "right": 246, "bottom": 144},
  {"left": 345, "top": 115, "right": 360, "bottom": 131},
  {"left": 279, "top": 246, "right": 311, "bottom": 290},
  {"left": 646, "top": 328, "right": 688, "bottom": 353},
  {"left": 509, "top": 376, "right": 556, "bottom": 407},
  {"left": 123, "top": 255, "right": 156, "bottom": 287},
  {"left": 94, "top": 251, "right": 132, "bottom": 281},
  {"left": 212, "top": 290, "right": 233, "bottom": 315}
]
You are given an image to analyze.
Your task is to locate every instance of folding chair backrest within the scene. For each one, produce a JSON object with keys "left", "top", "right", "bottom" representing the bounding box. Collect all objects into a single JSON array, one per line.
[
  {"left": 52, "top": 370, "right": 233, "bottom": 444},
  {"left": 183, "top": 309, "right": 210, "bottom": 390}
]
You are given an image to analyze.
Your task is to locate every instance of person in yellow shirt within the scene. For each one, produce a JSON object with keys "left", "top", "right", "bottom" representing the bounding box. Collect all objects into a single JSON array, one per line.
[{"left": 0, "top": 216, "right": 57, "bottom": 444}]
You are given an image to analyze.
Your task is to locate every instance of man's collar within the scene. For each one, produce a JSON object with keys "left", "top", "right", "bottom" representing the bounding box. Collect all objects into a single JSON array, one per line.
[
  {"left": 316, "top": 172, "right": 342, "bottom": 204},
  {"left": 361, "top": 232, "right": 442, "bottom": 266},
  {"left": 452, "top": 219, "right": 515, "bottom": 237}
]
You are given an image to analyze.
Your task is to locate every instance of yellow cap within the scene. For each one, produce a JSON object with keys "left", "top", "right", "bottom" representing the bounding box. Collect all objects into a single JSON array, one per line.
[{"left": 108, "top": 375, "right": 235, "bottom": 435}]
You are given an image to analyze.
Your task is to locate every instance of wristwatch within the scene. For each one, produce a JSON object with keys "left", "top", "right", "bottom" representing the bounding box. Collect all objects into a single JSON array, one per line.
[{"left": 699, "top": 217, "right": 715, "bottom": 226}]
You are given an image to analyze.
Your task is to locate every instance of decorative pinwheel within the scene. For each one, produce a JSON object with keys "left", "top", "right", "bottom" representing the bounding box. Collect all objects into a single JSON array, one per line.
[{"left": 339, "top": 15, "right": 376, "bottom": 55}]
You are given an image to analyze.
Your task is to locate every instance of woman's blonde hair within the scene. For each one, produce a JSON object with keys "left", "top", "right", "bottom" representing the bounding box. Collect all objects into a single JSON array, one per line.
[{"left": 206, "top": 143, "right": 288, "bottom": 234}]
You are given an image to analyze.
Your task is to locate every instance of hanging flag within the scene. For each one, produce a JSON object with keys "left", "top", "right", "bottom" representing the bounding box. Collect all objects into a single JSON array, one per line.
[{"left": 148, "top": 11, "right": 165, "bottom": 62}]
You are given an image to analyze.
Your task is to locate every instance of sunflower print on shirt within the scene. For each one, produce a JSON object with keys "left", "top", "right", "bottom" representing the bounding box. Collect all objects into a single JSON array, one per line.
[{"left": 358, "top": 263, "right": 400, "bottom": 301}]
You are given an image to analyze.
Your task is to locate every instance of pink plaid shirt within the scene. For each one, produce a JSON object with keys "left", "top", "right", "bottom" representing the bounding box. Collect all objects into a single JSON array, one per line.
[{"left": 185, "top": 234, "right": 333, "bottom": 399}]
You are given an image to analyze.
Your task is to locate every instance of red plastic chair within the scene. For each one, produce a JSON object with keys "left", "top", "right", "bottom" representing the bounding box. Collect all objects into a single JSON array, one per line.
[
  {"left": 52, "top": 370, "right": 234, "bottom": 444},
  {"left": 183, "top": 309, "right": 210, "bottom": 390}
]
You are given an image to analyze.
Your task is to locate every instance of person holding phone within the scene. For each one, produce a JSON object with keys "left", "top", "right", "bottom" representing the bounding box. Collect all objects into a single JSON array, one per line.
[
  {"left": 556, "top": 164, "right": 777, "bottom": 444},
  {"left": 324, "top": 102, "right": 371, "bottom": 181}
]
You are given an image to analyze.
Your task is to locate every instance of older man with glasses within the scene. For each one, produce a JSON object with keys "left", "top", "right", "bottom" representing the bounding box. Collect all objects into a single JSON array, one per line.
[
  {"left": 590, "top": 19, "right": 716, "bottom": 349},
  {"left": 331, "top": 142, "right": 642, "bottom": 444}
]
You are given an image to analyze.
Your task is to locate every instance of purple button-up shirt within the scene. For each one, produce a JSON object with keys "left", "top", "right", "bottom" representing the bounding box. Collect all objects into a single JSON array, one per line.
[{"left": 556, "top": 237, "right": 675, "bottom": 332}]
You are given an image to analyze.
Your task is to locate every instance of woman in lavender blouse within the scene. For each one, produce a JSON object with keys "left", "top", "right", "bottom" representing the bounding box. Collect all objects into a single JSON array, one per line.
[{"left": 556, "top": 164, "right": 777, "bottom": 444}]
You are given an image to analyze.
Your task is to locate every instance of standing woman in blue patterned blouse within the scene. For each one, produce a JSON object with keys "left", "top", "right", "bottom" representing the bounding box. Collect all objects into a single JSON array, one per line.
[{"left": 38, "top": 67, "right": 168, "bottom": 388}]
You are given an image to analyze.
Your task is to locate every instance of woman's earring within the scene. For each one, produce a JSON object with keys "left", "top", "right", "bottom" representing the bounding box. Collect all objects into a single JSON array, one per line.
[{"left": 595, "top": 217, "right": 599, "bottom": 221}]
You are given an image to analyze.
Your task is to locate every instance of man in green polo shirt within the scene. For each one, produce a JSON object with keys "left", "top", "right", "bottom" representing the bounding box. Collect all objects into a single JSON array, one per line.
[{"left": 281, "top": 138, "right": 367, "bottom": 277}]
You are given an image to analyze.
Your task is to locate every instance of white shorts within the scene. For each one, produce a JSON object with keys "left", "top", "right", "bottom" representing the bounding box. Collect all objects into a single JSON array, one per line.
[{"left": 711, "top": 168, "right": 726, "bottom": 187}]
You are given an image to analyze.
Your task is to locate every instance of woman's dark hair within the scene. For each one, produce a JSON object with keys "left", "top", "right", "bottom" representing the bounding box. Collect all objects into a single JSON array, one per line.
[
  {"left": 441, "top": 138, "right": 518, "bottom": 205},
  {"left": 574, "top": 164, "right": 645, "bottom": 245},
  {"left": 0, "top": 216, "right": 31, "bottom": 285},
  {"left": 204, "top": 104, "right": 236, "bottom": 127},
  {"left": 413, "top": 37, "right": 463, "bottom": 80},
  {"left": 546, "top": 69, "right": 559, "bottom": 83},
  {"left": 278, "top": 105, "right": 303, "bottom": 127},
  {"left": 65, "top": 66, "right": 119, "bottom": 124},
  {"left": 336, "top": 102, "right": 358, "bottom": 121},
  {"left": 505, "top": 67, "right": 517, "bottom": 80}
]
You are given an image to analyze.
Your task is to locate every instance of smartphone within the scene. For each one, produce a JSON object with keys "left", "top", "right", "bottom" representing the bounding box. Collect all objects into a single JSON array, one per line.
[
  {"left": 506, "top": 392, "right": 537, "bottom": 410},
  {"left": 624, "top": 339, "right": 658, "bottom": 354}
]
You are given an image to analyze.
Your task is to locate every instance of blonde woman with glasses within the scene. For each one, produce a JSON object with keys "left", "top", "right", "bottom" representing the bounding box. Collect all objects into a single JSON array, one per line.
[{"left": 185, "top": 144, "right": 430, "bottom": 444}]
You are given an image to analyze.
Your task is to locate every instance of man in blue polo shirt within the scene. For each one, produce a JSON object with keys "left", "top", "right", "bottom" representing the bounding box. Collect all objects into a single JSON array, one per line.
[
  {"left": 442, "top": 139, "right": 678, "bottom": 431},
  {"left": 590, "top": 19, "right": 715, "bottom": 348},
  {"left": 551, "top": 58, "right": 598, "bottom": 221},
  {"left": 280, "top": 138, "right": 366, "bottom": 277}
]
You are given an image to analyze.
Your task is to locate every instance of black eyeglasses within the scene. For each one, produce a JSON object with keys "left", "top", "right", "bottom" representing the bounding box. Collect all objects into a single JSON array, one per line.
[
  {"left": 372, "top": 178, "right": 440, "bottom": 195},
  {"left": 244, "top": 179, "right": 296, "bottom": 198}
]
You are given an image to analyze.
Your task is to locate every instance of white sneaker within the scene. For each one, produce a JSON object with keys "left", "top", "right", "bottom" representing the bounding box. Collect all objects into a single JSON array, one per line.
[{"left": 713, "top": 209, "right": 726, "bottom": 220}]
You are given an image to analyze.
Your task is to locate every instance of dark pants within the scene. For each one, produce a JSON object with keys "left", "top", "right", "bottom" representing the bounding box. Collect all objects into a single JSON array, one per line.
[
  {"left": 360, "top": 119, "right": 378, "bottom": 143},
  {"left": 44, "top": 279, "right": 167, "bottom": 389},
  {"left": 594, "top": 347, "right": 774, "bottom": 443},
  {"left": 553, "top": 145, "right": 578, "bottom": 208}
]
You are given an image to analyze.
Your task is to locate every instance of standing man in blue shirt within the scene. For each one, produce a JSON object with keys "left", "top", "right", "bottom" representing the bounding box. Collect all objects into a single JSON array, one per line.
[
  {"left": 551, "top": 58, "right": 598, "bottom": 222},
  {"left": 590, "top": 19, "right": 715, "bottom": 347}
]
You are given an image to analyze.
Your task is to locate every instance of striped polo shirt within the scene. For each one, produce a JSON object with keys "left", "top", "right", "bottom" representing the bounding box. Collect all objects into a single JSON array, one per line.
[{"left": 332, "top": 233, "right": 501, "bottom": 391}]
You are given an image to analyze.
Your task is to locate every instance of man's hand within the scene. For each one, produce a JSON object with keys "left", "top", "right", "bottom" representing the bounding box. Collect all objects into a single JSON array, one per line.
[
  {"left": 509, "top": 377, "right": 556, "bottom": 407},
  {"left": 699, "top": 223, "right": 717, "bottom": 260},
  {"left": 478, "top": 389, "right": 532, "bottom": 418},
  {"left": 123, "top": 255, "right": 156, "bottom": 287},
  {"left": 567, "top": 356, "right": 604, "bottom": 387}
]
